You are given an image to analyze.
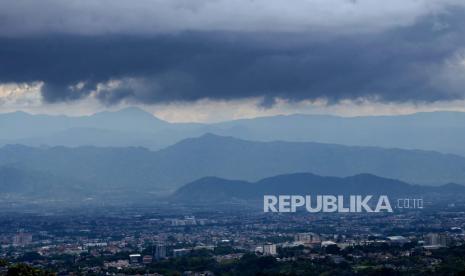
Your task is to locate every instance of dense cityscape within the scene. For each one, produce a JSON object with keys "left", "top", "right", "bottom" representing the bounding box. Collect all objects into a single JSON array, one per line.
[{"left": 2, "top": 200, "right": 465, "bottom": 275}]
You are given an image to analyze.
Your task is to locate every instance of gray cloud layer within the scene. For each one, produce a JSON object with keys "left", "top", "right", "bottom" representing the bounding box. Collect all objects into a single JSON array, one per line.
[
  {"left": 1, "top": 1, "right": 465, "bottom": 105},
  {"left": 1, "top": 0, "right": 454, "bottom": 36}
]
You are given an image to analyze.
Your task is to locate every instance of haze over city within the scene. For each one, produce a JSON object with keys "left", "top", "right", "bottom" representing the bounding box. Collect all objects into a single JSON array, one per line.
[{"left": 2, "top": 1, "right": 465, "bottom": 275}]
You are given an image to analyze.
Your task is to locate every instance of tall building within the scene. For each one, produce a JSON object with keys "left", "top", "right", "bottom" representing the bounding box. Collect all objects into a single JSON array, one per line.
[
  {"left": 294, "top": 232, "right": 320, "bottom": 244},
  {"left": 425, "top": 233, "right": 449, "bottom": 248},
  {"left": 13, "top": 232, "right": 32, "bottom": 246},
  {"left": 154, "top": 244, "right": 167, "bottom": 260},
  {"left": 263, "top": 244, "right": 277, "bottom": 256}
]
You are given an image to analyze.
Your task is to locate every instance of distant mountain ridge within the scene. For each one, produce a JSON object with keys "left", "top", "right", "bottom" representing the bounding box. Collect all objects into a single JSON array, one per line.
[
  {"left": 0, "top": 107, "right": 166, "bottom": 137},
  {"left": 212, "top": 111, "right": 465, "bottom": 156},
  {"left": 0, "top": 107, "right": 188, "bottom": 149},
  {"left": 172, "top": 173, "right": 465, "bottom": 203},
  {"left": 1, "top": 134, "right": 465, "bottom": 199},
  {"left": 3, "top": 108, "right": 465, "bottom": 154}
]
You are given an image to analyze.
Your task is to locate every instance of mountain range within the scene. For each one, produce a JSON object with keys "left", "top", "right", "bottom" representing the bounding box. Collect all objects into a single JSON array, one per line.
[
  {"left": 0, "top": 107, "right": 197, "bottom": 149},
  {"left": 172, "top": 173, "right": 465, "bottom": 204},
  {"left": 2, "top": 108, "right": 465, "bottom": 155},
  {"left": 1, "top": 134, "right": 465, "bottom": 202}
]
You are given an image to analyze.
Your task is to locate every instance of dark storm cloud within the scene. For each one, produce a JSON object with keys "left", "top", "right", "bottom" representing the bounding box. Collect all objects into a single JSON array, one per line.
[
  {"left": 1, "top": 7, "right": 465, "bottom": 105},
  {"left": 0, "top": 0, "right": 438, "bottom": 36}
]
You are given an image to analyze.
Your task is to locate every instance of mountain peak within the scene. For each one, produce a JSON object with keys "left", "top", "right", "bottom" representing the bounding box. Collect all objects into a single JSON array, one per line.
[
  {"left": 193, "top": 133, "right": 244, "bottom": 143},
  {"left": 96, "top": 107, "right": 153, "bottom": 117},
  {"left": 92, "top": 107, "right": 167, "bottom": 124},
  {"left": 199, "top": 133, "right": 228, "bottom": 139},
  {"left": 0, "top": 110, "right": 31, "bottom": 118},
  {"left": 116, "top": 107, "right": 152, "bottom": 116},
  {"left": 159, "top": 133, "right": 246, "bottom": 153}
]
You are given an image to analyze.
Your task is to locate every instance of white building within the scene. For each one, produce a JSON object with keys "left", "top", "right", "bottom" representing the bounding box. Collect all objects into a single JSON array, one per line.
[
  {"left": 129, "top": 254, "right": 141, "bottom": 263},
  {"left": 294, "top": 233, "right": 321, "bottom": 244},
  {"left": 263, "top": 244, "right": 277, "bottom": 256},
  {"left": 387, "top": 236, "right": 410, "bottom": 245},
  {"left": 173, "top": 248, "right": 190, "bottom": 257},
  {"left": 424, "top": 233, "right": 448, "bottom": 248}
]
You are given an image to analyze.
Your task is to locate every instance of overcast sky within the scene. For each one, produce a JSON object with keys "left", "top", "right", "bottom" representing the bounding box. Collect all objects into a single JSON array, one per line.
[{"left": 1, "top": 0, "right": 465, "bottom": 122}]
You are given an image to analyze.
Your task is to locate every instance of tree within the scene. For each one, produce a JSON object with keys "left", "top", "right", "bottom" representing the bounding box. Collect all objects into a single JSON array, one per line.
[{"left": 7, "top": 263, "right": 53, "bottom": 276}]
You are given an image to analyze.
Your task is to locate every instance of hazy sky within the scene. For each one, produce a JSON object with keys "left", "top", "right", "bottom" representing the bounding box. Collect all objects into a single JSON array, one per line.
[{"left": 2, "top": 0, "right": 465, "bottom": 122}]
